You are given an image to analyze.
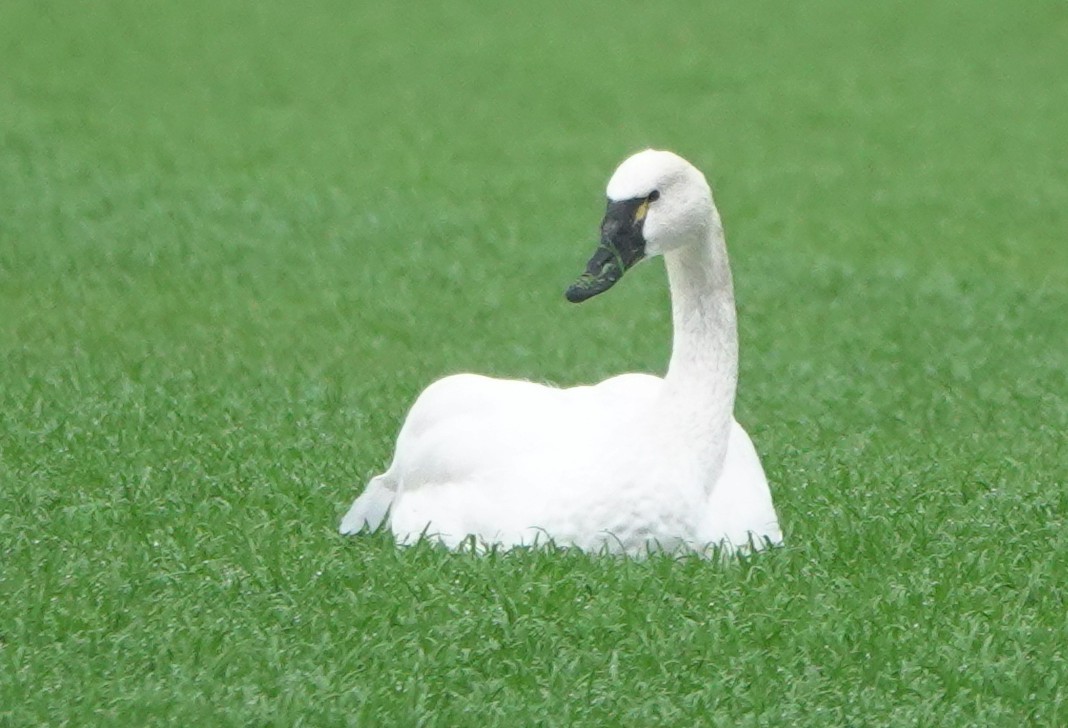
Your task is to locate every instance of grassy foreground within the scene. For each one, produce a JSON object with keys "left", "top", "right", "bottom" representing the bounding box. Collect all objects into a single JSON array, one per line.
[{"left": 2, "top": 0, "right": 1066, "bottom": 724}]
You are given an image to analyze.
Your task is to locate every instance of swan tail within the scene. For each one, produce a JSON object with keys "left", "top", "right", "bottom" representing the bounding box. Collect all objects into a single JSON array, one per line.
[{"left": 339, "top": 474, "right": 397, "bottom": 535}]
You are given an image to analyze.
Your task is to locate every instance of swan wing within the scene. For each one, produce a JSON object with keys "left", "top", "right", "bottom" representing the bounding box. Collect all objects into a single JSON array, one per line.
[{"left": 349, "top": 372, "right": 662, "bottom": 547}]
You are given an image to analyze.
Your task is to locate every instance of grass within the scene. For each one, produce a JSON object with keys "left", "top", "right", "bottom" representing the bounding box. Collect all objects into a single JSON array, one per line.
[{"left": 1, "top": 0, "right": 1066, "bottom": 724}]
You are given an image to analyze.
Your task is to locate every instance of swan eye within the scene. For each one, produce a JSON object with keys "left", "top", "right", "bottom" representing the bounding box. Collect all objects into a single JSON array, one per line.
[{"left": 634, "top": 190, "right": 659, "bottom": 223}]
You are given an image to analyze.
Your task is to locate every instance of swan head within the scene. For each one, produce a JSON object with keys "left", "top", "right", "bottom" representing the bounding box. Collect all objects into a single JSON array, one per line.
[{"left": 566, "top": 149, "right": 717, "bottom": 303}]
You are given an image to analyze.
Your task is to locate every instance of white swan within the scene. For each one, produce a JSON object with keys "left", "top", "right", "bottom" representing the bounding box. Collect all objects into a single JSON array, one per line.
[{"left": 340, "top": 150, "right": 782, "bottom": 555}]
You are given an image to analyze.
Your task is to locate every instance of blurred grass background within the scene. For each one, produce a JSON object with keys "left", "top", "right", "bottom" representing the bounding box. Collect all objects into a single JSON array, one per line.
[{"left": 1, "top": 0, "right": 1066, "bottom": 724}]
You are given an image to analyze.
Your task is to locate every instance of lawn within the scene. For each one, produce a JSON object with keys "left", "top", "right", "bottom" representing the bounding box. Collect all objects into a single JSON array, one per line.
[{"left": 1, "top": 0, "right": 1066, "bottom": 724}]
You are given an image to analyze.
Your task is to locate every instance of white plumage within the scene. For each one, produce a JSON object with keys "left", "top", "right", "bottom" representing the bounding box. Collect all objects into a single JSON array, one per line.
[{"left": 340, "top": 150, "right": 782, "bottom": 555}]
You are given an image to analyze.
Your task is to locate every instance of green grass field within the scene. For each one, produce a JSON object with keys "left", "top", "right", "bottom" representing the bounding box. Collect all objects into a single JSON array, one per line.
[{"left": 2, "top": 0, "right": 1066, "bottom": 724}]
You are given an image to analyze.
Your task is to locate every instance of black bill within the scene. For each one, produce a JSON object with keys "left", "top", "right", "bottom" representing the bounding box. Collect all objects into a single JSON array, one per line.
[{"left": 566, "top": 197, "right": 650, "bottom": 303}]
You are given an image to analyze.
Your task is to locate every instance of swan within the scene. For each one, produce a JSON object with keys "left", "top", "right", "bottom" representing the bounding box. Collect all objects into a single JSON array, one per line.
[{"left": 340, "top": 149, "right": 783, "bottom": 555}]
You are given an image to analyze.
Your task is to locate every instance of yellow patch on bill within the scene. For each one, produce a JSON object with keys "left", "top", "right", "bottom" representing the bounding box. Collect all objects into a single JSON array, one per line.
[{"left": 634, "top": 199, "right": 650, "bottom": 222}]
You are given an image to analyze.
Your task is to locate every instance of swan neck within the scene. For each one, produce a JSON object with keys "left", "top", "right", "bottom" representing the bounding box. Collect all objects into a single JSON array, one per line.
[{"left": 659, "top": 223, "right": 738, "bottom": 471}]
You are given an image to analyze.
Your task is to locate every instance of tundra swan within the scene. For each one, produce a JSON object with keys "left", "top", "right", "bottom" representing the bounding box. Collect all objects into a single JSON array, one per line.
[{"left": 340, "top": 149, "right": 782, "bottom": 555}]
